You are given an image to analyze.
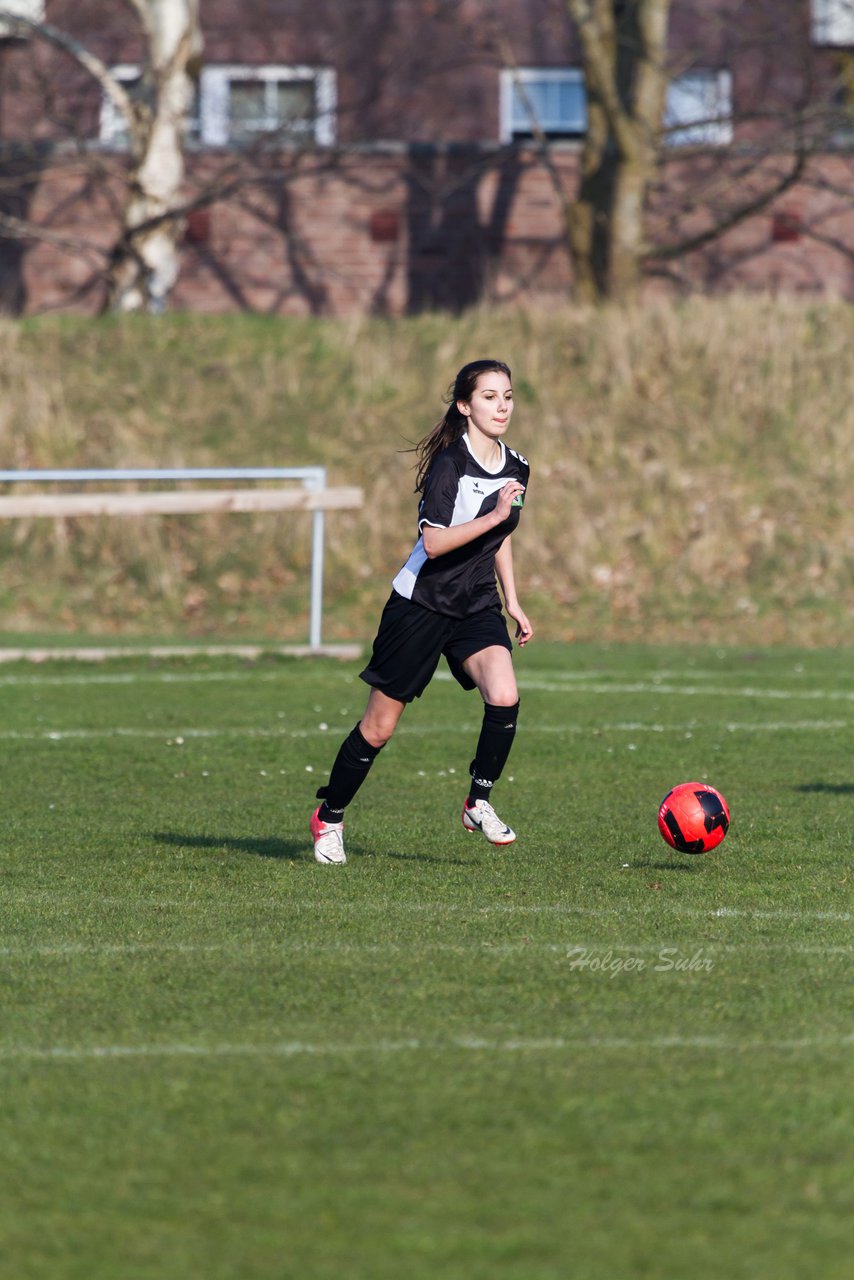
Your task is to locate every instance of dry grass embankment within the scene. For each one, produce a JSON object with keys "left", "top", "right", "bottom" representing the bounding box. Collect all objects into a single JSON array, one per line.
[{"left": 0, "top": 296, "right": 851, "bottom": 646}]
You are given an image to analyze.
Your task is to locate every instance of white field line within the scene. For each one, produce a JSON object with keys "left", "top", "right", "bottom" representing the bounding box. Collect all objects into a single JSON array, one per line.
[
  {"left": 0, "top": 938, "right": 850, "bottom": 960},
  {"left": 516, "top": 720, "right": 850, "bottom": 733},
  {"left": 1, "top": 1033, "right": 851, "bottom": 1062},
  {"left": 0, "top": 717, "right": 847, "bottom": 745},
  {"left": 0, "top": 669, "right": 587, "bottom": 687},
  {"left": 0, "top": 657, "right": 839, "bottom": 681},
  {"left": 1, "top": 664, "right": 853, "bottom": 703},
  {"left": 601, "top": 669, "right": 839, "bottom": 682},
  {"left": 1, "top": 900, "right": 849, "bottom": 926},
  {"left": 0, "top": 645, "right": 362, "bottom": 664},
  {"left": 383, "top": 902, "right": 854, "bottom": 923},
  {"left": 285, "top": 901, "right": 852, "bottom": 924},
  {"left": 456, "top": 674, "right": 854, "bottom": 703},
  {"left": 0, "top": 670, "right": 289, "bottom": 687}
]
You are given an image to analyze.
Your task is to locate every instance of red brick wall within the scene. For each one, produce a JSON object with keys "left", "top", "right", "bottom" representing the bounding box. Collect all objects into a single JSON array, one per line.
[
  {"left": 4, "top": 1, "right": 854, "bottom": 313},
  {"left": 1, "top": 1, "right": 835, "bottom": 148},
  {"left": 11, "top": 144, "right": 854, "bottom": 316}
]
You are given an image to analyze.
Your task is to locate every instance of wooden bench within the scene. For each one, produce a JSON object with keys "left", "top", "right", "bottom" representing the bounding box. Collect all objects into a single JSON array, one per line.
[{"left": 0, "top": 486, "right": 363, "bottom": 518}]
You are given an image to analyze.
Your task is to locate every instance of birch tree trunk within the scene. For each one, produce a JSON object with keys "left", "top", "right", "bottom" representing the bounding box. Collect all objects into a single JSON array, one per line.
[
  {"left": 0, "top": 1, "right": 202, "bottom": 313},
  {"left": 104, "top": 0, "right": 203, "bottom": 313},
  {"left": 565, "top": 0, "right": 671, "bottom": 302}
]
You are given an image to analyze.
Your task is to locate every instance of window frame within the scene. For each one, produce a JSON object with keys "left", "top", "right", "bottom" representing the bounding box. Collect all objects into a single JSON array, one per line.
[
  {"left": 499, "top": 67, "right": 587, "bottom": 143},
  {"left": 99, "top": 63, "right": 337, "bottom": 150},
  {"left": 98, "top": 64, "right": 146, "bottom": 149},
  {"left": 199, "top": 65, "right": 337, "bottom": 147},
  {"left": 664, "top": 68, "right": 734, "bottom": 148},
  {"left": 0, "top": 0, "right": 45, "bottom": 38},
  {"left": 811, "top": 0, "right": 854, "bottom": 46},
  {"left": 499, "top": 65, "right": 733, "bottom": 151}
]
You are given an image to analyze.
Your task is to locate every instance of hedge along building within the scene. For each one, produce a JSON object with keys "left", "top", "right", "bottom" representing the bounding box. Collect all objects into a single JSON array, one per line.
[{"left": 1, "top": 0, "right": 854, "bottom": 315}]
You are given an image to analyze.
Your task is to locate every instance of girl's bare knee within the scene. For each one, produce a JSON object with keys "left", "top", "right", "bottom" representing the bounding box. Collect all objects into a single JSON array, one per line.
[
  {"left": 360, "top": 693, "right": 405, "bottom": 748},
  {"left": 360, "top": 717, "right": 395, "bottom": 749}
]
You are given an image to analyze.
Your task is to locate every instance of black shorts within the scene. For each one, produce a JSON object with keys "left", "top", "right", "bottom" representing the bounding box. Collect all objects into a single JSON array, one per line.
[{"left": 359, "top": 592, "right": 512, "bottom": 703}]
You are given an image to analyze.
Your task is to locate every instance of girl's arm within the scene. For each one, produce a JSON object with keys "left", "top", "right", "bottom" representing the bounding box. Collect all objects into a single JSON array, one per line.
[
  {"left": 421, "top": 479, "right": 524, "bottom": 559},
  {"left": 495, "top": 536, "right": 533, "bottom": 646}
]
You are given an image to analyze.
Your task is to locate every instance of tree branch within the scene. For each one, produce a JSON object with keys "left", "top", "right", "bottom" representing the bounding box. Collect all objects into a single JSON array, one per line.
[
  {"left": 492, "top": 34, "right": 575, "bottom": 240},
  {"left": 649, "top": 147, "right": 809, "bottom": 262},
  {"left": 0, "top": 10, "right": 137, "bottom": 130},
  {"left": 798, "top": 221, "right": 854, "bottom": 261},
  {"left": 0, "top": 209, "right": 107, "bottom": 265}
]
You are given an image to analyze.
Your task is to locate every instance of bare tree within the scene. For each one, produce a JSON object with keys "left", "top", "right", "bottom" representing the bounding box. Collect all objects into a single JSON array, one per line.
[
  {"left": 0, "top": 0, "right": 201, "bottom": 312},
  {"left": 104, "top": 0, "right": 202, "bottom": 311},
  {"left": 3, "top": 0, "right": 853, "bottom": 313},
  {"left": 517, "top": 0, "right": 845, "bottom": 302},
  {"left": 564, "top": 0, "right": 671, "bottom": 302}
]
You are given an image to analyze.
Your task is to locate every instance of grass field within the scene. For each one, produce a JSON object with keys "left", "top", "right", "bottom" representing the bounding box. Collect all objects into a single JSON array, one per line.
[
  {"left": 3, "top": 299, "right": 853, "bottom": 646},
  {"left": 1, "top": 641, "right": 852, "bottom": 1279}
]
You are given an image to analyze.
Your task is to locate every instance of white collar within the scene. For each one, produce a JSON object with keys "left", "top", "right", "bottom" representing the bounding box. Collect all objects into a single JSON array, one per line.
[{"left": 463, "top": 432, "right": 505, "bottom": 474}]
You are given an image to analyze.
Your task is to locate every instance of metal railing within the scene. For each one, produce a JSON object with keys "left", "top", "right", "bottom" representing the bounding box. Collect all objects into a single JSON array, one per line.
[{"left": 0, "top": 467, "right": 363, "bottom": 650}]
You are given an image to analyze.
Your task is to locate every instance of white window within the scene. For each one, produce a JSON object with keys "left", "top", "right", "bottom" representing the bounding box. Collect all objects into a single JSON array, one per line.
[
  {"left": 812, "top": 0, "right": 854, "bottom": 45},
  {"left": 499, "top": 68, "right": 586, "bottom": 142},
  {"left": 100, "top": 65, "right": 336, "bottom": 149},
  {"left": 200, "top": 66, "right": 336, "bottom": 146},
  {"left": 0, "top": 0, "right": 45, "bottom": 38},
  {"left": 99, "top": 66, "right": 142, "bottom": 149},
  {"left": 100, "top": 66, "right": 202, "bottom": 149},
  {"left": 665, "top": 70, "right": 733, "bottom": 147}
]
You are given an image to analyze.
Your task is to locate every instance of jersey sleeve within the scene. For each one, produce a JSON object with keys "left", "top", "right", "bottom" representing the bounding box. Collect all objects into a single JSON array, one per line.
[{"left": 417, "top": 451, "right": 460, "bottom": 530}]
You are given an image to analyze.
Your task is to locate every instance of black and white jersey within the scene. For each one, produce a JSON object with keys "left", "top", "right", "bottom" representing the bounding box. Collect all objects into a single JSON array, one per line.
[{"left": 392, "top": 433, "right": 529, "bottom": 618}]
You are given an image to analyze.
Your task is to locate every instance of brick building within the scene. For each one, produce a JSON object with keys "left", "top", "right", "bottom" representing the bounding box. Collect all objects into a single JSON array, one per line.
[{"left": 1, "top": 0, "right": 854, "bottom": 314}]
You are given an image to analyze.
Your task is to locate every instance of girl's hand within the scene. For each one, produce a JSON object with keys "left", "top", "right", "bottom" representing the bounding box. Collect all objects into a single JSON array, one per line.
[
  {"left": 494, "top": 480, "right": 525, "bottom": 522},
  {"left": 507, "top": 603, "right": 533, "bottom": 647}
]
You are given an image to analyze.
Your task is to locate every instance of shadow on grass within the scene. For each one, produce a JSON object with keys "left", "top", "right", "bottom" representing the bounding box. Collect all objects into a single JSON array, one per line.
[
  {"left": 629, "top": 859, "right": 705, "bottom": 873},
  {"left": 795, "top": 782, "right": 854, "bottom": 794},
  {"left": 150, "top": 831, "right": 306, "bottom": 861},
  {"left": 151, "top": 831, "right": 471, "bottom": 865}
]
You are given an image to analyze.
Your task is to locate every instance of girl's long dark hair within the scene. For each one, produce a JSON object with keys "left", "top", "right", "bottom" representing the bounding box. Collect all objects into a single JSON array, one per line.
[{"left": 414, "top": 358, "right": 512, "bottom": 493}]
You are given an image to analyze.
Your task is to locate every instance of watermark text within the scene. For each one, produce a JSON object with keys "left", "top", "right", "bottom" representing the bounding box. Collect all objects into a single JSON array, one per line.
[{"left": 567, "top": 946, "right": 714, "bottom": 977}]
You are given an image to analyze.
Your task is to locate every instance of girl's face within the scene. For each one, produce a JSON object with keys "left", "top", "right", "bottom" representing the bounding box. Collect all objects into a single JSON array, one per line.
[{"left": 458, "top": 371, "right": 514, "bottom": 439}]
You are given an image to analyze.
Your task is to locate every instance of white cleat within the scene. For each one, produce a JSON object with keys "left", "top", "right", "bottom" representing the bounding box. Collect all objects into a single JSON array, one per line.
[
  {"left": 461, "top": 798, "right": 516, "bottom": 846},
  {"left": 310, "top": 806, "right": 347, "bottom": 865}
]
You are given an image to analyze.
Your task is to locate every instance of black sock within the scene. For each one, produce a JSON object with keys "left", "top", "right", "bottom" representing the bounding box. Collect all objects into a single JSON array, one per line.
[
  {"left": 467, "top": 700, "right": 520, "bottom": 805},
  {"left": 316, "top": 723, "right": 383, "bottom": 822}
]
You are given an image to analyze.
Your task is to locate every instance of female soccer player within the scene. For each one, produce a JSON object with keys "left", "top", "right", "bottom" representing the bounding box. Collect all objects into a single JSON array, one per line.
[{"left": 310, "top": 358, "right": 532, "bottom": 864}]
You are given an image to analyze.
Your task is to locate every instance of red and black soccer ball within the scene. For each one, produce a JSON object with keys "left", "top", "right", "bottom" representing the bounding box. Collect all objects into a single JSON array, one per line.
[{"left": 658, "top": 782, "right": 731, "bottom": 855}]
